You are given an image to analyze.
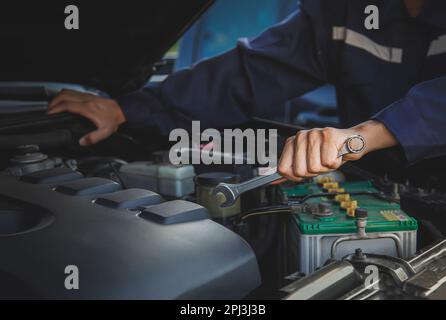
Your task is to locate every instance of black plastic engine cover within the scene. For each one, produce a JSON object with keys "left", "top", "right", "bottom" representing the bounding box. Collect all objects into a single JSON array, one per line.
[{"left": 0, "top": 169, "right": 260, "bottom": 299}]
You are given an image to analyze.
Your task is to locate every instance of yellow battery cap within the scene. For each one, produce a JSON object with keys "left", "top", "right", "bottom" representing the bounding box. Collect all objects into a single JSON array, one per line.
[
  {"left": 335, "top": 194, "right": 351, "bottom": 202},
  {"left": 346, "top": 207, "right": 356, "bottom": 218},
  {"left": 323, "top": 182, "right": 339, "bottom": 190},
  {"left": 340, "top": 200, "right": 358, "bottom": 210},
  {"left": 317, "top": 177, "right": 334, "bottom": 185}
]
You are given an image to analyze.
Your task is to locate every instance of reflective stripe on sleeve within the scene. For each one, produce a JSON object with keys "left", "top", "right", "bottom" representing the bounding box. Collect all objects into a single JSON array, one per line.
[
  {"left": 428, "top": 35, "right": 446, "bottom": 56},
  {"left": 333, "top": 26, "right": 403, "bottom": 63}
]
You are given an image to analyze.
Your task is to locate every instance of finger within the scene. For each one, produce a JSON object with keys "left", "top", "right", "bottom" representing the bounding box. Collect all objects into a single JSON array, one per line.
[
  {"left": 307, "top": 130, "right": 326, "bottom": 174},
  {"left": 47, "top": 104, "right": 67, "bottom": 114},
  {"left": 48, "top": 90, "right": 87, "bottom": 109},
  {"left": 278, "top": 138, "right": 300, "bottom": 181},
  {"left": 293, "top": 132, "right": 308, "bottom": 179},
  {"left": 56, "top": 89, "right": 93, "bottom": 100},
  {"left": 278, "top": 138, "right": 294, "bottom": 178},
  {"left": 47, "top": 101, "right": 101, "bottom": 128},
  {"left": 342, "top": 151, "right": 359, "bottom": 162},
  {"left": 79, "top": 127, "right": 111, "bottom": 146},
  {"left": 321, "top": 131, "right": 343, "bottom": 170},
  {"left": 270, "top": 178, "right": 288, "bottom": 185},
  {"left": 47, "top": 101, "right": 89, "bottom": 117}
]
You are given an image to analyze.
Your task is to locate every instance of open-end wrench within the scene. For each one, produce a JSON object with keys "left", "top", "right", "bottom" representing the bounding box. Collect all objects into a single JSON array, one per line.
[
  {"left": 212, "top": 171, "right": 282, "bottom": 208},
  {"left": 212, "top": 135, "right": 366, "bottom": 208}
]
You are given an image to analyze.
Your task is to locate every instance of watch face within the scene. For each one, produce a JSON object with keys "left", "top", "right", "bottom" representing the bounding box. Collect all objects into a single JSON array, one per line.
[{"left": 347, "top": 136, "right": 366, "bottom": 153}]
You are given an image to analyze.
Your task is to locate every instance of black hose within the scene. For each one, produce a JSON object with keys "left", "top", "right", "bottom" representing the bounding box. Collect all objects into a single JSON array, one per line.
[
  {"left": 239, "top": 205, "right": 290, "bottom": 219},
  {"left": 108, "top": 161, "right": 128, "bottom": 189},
  {"left": 287, "top": 191, "right": 397, "bottom": 204},
  {"left": 0, "top": 130, "right": 72, "bottom": 150}
]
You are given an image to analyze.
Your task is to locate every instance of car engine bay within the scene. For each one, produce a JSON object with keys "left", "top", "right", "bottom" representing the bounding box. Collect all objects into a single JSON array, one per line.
[{"left": 1, "top": 83, "right": 446, "bottom": 300}]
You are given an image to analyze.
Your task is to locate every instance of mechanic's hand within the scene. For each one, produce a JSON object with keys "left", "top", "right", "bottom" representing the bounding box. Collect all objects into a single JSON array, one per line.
[
  {"left": 47, "top": 89, "right": 126, "bottom": 146},
  {"left": 278, "top": 120, "right": 398, "bottom": 181}
]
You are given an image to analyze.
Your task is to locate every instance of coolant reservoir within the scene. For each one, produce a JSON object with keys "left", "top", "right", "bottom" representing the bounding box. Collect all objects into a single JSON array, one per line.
[
  {"left": 120, "top": 161, "right": 159, "bottom": 192},
  {"left": 157, "top": 164, "right": 196, "bottom": 197}
]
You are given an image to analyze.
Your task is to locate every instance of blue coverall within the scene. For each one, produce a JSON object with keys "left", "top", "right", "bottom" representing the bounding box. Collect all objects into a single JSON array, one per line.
[{"left": 117, "top": 0, "right": 446, "bottom": 165}]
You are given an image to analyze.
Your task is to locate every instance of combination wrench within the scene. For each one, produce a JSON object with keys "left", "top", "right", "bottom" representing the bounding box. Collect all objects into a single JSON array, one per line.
[{"left": 212, "top": 135, "right": 365, "bottom": 207}]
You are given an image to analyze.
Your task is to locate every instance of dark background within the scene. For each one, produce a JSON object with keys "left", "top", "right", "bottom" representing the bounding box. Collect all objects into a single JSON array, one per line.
[{"left": 0, "top": 1, "right": 213, "bottom": 95}]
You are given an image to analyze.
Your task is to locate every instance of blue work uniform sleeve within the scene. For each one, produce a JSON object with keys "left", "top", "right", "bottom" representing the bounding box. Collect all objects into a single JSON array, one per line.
[
  {"left": 373, "top": 76, "right": 446, "bottom": 164},
  {"left": 117, "top": 9, "right": 328, "bottom": 136}
]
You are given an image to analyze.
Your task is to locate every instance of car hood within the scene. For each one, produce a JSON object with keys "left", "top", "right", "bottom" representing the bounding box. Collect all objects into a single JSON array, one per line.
[{"left": 0, "top": 1, "right": 214, "bottom": 96}]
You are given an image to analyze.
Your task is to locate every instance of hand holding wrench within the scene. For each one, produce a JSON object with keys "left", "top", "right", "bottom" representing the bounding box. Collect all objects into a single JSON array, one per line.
[{"left": 212, "top": 135, "right": 366, "bottom": 208}]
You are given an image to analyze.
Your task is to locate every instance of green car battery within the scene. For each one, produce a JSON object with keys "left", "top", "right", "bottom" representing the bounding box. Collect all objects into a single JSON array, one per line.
[{"left": 280, "top": 181, "right": 418, "bottom": 275}]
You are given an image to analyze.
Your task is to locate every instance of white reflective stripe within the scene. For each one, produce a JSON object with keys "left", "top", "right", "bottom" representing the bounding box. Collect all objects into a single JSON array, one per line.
[
  {"left": 428, "top": 35, "right": 446, "bottom": 56},
  {"left": 332, "top": 26, "right": 347, "bottom": 40},
  {"left": 332, "top": 26, "right": 403, "bottom": 63}
]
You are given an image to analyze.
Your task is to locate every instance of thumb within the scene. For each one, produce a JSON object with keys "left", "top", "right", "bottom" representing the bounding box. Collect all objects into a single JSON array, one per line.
[{"left": 79, "top": 128, "right": 110, "bottom": 146}]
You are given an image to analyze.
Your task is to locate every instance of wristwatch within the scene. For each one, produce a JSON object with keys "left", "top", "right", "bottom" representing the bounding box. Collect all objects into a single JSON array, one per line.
[{"left": 337, "top": 135, "right": 366, "bottom": 158}]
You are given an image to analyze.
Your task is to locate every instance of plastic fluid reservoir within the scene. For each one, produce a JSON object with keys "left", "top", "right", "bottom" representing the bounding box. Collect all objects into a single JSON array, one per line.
[
  {"left": 119, "top": 161, "right": 159, "bottom": 192},
  {"left": 195, "top": 172, "right": 241, "bottom": 220},
  {"left": 157, "top": 164, "right": 196, "bottom": 198}
]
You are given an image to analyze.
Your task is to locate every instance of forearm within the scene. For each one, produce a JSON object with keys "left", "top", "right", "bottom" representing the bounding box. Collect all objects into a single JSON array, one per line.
[
  {"left": 117, "top": 49, "right": 254, "bottom": 135},
  {"left": 351, "top": 120, "right": 398, "bottom": 155},
  {"left": 118, "top": 10, "right": 328, "bottom": 134}
]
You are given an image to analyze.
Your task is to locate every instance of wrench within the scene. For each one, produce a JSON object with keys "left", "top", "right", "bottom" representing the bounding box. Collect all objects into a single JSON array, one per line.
[
  {"left": 212, "top": 171, "right": 282, "bottom": 208},
  {"left": 212, "top": 135, "right": 365, "bottom": 207}
]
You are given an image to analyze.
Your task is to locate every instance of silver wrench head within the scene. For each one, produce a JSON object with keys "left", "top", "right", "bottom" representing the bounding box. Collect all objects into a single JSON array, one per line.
[{"left": 212, "top": 183, "right": 239, "bottom": 208}]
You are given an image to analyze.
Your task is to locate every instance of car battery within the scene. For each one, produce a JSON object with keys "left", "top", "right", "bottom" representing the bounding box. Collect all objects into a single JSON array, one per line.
[{"left": 281, "top": 180, "right": 418, "bottom": 275}]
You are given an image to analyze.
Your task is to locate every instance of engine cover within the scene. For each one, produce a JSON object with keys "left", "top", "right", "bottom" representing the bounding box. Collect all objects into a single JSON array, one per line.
[{"left": 0, "top": 168, "right": 260, "bottom": 299}]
